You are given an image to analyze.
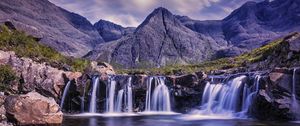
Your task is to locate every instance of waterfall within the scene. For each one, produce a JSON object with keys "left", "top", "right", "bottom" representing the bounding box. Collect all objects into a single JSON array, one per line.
[
  {"left": 126, "top": 77, "right": 133, "bottom": 112},
  {"left": 81, "top": 81, "right": 86, "bottom": 112},
  {"left": 106, "top": 76, "right": 133, "bottom": 113},
  {"left": 115, "top": 89, "right": 124, "bottom": 112},
  {"left": 145, "top": 77, "right": 154, "bottom": 111},
  {"left": 60, "top": 81, "right": 71, "bottom": 110},
  {"left": 89, "top": 77, "right": 100, "bottom": 113},
  {"left": 198, "top": 74, "right": 262, "bottom": 117},
  {"left": 292, "top": 68, "right": 300, "bottom": 117},
  {"left": 241, "top": 75, "right": 261, "bottom": 114},
  {"left": 145, "top": 76, "right": 171, "bottom": 112},
  {"left": 107, "top": 78, "right": 117, "bottom": 113}
]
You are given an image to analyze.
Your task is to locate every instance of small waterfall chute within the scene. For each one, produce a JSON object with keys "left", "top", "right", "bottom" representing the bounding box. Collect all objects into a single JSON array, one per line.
[
  {"left": 106, "top": 76, "right": 133, "bottom": 113},
  {"left": 292, "top": 68, "right": 300, "bottom": 118},
  {"left": 197, "top": 74, "right": 263, "bottom": 117},
  {"left": 89, "top": 77, "right": 100, "bottom": 113},
  {"left": 60, "top": 81, "right": 71, "bottom": 110},
  {"left": 145, "top": 76, "right": 172, "bottom": 113}
]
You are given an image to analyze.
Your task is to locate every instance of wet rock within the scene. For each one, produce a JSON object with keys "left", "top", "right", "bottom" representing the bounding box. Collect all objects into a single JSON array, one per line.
[
  {"left": 250, "top": 90, "right": 294, "bottom": 121},
  {"left": 166, "top": 72, "right": 207, "bottom": 113},
  {"left": 4, "top": 92, "right": 63, "bottom": 125},
  {"left": 269, "top": 68, "right": 293, "bottom": 93}
]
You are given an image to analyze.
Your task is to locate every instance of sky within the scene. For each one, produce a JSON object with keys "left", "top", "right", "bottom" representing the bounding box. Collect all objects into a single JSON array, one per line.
[{"left": 49, "top": 0, "right": 264, "bottom": 27}]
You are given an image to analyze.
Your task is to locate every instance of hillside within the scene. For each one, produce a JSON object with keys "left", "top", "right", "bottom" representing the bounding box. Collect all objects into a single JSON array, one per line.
[
  {"left": 0, "top": 0, "right": 104, "bottom": 57},
  {"left": 117, "top": 32, "right": 300, "bottom": 75}
]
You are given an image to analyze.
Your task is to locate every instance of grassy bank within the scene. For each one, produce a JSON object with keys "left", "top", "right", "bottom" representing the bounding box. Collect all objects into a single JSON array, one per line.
[{"left": 0, "top": 25, "right": 90, "bottom": 72}]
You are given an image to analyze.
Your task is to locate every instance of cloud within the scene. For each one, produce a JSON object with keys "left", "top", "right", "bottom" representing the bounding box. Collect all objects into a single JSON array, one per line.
[{"left": 49, "top": 0, "right": 263, "bottom": 27}]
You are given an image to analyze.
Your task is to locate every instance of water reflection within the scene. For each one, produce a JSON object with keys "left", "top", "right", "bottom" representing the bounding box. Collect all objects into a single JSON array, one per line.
[{"left": 62, "top": 115, "right": 300, "bottom": 126}]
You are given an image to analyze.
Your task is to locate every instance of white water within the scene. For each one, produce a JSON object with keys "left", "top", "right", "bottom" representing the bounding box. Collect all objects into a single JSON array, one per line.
[
  {"left": 106, "top": 76, "right": 133, "bottom": 113},
  {"left": 145, "top": 76, "right": 171, "bottom": 112},
  {"left": 115, "top": 89, "right": 124, "bottom": 112},
  {"left": 196, "top": 74, "right": 262, "bottom": 118},
  {"left": 89, "top": 77, "right": 100, "bottom": 113},
  {"left": 292, "top": 68, "right": 300, "bottom": 118},
  {"left": 60, "top": 81, "right": 71, "bottom": 109},
  {"left": 145, "top": 77, "right": 154, "bottom": 111},
  {"left": 107, "top": 79, "right": 117, "bottom": 113},
  {"left": 240, "top": 75, "right": 261, "bottom": 115},
  {"left": 126, "top": 77, "right": 133, "bottom": 112}
]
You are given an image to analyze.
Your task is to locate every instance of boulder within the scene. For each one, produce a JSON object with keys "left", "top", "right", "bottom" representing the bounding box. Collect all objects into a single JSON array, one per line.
[
  {"left": 250, "top": 90, "right": 293, "bottom": 120},
  {"left": 4, "top": 92, "right": 63, "bottom": 125},
  {"left": 166, "top": 72, "right": 207, "bottom": 113},
  {"left": 269, "top": 68, "right": 293, "bottom": 93}
]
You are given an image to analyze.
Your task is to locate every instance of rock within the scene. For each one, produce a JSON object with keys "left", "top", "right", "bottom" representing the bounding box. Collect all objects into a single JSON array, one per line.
[
  {"left": 0, "top": 94, "right": 6, "bottom": 122},
  {"left": 4, "top": 92, "right": 63, "bottom": 125},
  {"left": 166, "top": 72, "right": 207, "bottom": 113},
  {"left": 288, "top": 33, "right": 300, "bottom": 52},
  {"left": 250, "top": 90, "right": 294, "bottom": 121},
  {"left": 168, "top": 74, "right": 199, "bottom": 88},
  {"left": 90, "top": 61, "right": 115, "bottom": 80},
  {"left": 94, "top": 19, "right": 135, "bottom": 42},
  {"left": 269, "top": 68, "right": 293, "bottom": 93},
  {"left": 0, "top": 122, "right": 13, "bottom": 126},
  {"left": 0, "top": 50, "right": 82, "bottom": 99}
]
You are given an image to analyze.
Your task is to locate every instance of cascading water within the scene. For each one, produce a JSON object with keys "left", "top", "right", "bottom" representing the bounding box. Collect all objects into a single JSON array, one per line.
[
  {"left": 145, "top": 76, "right": 171, "bottom": 112},
  {"left": 89, "top": 77, "right": 100, "bottom": 113},
  {"left": 60, "top": 81, "right": 71, "bottom": 110},
  {"left": 292, "top": 68, "right": 300, "bottom": 118},
  {"left": 106, "top": 76, "right": 133, "bottom": 113},
  {"left": 106, "top": 78, "right": 117, "bottom": 113},
  {"left": 115, "top": 89, "right": 124, "bottom": 112},
  {"left": 198, "top": 74, "right": 262, "bottom": 117},
  {"left": 126, "top": 77, "right": 133, "bottom": 112}
]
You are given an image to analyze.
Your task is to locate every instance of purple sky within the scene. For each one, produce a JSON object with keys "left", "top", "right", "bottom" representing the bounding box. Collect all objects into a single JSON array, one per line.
[{"left": 49, "top": 0, "right": 264, "bottom": 27}]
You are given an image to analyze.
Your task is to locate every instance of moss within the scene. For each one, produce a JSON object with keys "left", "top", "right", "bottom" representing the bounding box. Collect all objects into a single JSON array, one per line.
[
  {"left": 0, "top": 25, "right": 90, "bottom": 72},
  {"left": 0, "top": 65, "right": 17, "bottom": 92}
]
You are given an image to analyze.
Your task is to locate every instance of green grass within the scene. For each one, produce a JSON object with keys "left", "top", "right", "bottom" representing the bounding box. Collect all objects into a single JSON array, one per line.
[
  {"left": 0, "top": 65, "right": 17, "bottom": 92},
  {"left": 116, "top": 36, "right": 287, "bottom": 75},
  {"left": 0, "top": 25, "right": 90, "bottom": 72}
]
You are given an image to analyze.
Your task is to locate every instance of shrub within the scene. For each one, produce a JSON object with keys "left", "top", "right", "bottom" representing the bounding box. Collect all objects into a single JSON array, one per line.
[{"left": 0, "top": 65, "right": 17, "bottom": 92}]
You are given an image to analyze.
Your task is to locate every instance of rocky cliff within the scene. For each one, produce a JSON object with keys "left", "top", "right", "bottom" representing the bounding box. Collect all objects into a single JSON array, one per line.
[
  {"left": 0, "top": 0, "right": 104, "bottom": 57},
  {"left": 94, "top": 20, "right": 135, "bottom": 42}
]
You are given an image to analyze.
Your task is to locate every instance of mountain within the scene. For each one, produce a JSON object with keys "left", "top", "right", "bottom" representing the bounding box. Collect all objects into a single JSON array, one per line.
[
  {"left": 0, "top": 0, "right": 104, "bottom": 57},
  {"left": 86, "top": 7, "right": 215, "bottom": 68},
  {"left": 94, "top": 20, "right": 135, "bottom": 42},
  {"left": 177, "top": 0, "right": 300, "bottom": 57}
]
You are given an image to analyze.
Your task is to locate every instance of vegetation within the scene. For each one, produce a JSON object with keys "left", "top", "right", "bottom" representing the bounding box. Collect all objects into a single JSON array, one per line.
[
  {"left": 0, "top": 25, "right": 90, "bottom": 72},
  {"left": 116, "top": 36, "right": 288, "bottom": 75},
  {"left": 0, "top": 65, "right": 18, "bottom": 92}
]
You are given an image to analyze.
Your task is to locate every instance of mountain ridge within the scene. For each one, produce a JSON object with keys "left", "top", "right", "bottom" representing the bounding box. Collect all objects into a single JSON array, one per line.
[
  {"left": 0, "top": 0, "right": 104, "bottom": 57},
  {"left": 94, "top": 19, "right": 135, "bottom": 42},
  {"left": 86, "top": 7, "right": 215, "bottom": 68}
]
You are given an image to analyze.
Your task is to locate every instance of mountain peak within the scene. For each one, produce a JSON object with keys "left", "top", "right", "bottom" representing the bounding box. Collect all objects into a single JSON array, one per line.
[
  {"left": 136, "top": 7, "right": 176, "bottom": 31},
  {"left": 153, "top": 7, "right": 171, "bottom": 13}
]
